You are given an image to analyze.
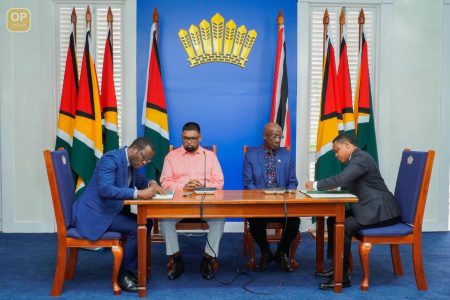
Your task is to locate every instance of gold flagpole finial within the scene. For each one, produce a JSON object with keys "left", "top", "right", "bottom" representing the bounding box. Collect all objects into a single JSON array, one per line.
[
  {"left": 107, "top": 6, "right": 113, "bottom": 23},
  {"left": 86, "top": 6, "right": 92, "bottom": 31},
  {"left": 71, "top": 7, "right": 77, "bottom": 45},
  {"left": 71, "top": 7, "right": 77, "bottom": 25},
  {"left": 153, "top": 7, "right": 159, "bottom": 23},
  {"left": 340, "top": 7, "right": 346, "bottom": 25},
  {"left": 323, "top": 8, "right": 329, "bottom": 26},
  {"left": 107, "top": 7, "right": 113, "bottom": 47},
  {"left": 358, "top": 9, "right": 365, "bottom": 25},
  {"left": 277, "top": 10, "right": 284, "bottom": 26}
]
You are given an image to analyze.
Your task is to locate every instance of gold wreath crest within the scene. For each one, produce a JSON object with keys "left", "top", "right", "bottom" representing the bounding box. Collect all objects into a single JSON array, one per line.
[{"left": 178, "top": 13, "right": 257, "bottom": 68}]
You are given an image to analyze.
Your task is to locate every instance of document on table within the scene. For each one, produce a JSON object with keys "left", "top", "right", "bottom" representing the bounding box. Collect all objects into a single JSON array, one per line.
[
  {"left": 152, "top": 190, "right": 175, "bottom": 200},
  {"left": 299, "top": 190, "right": 357, "bottom": 199}
]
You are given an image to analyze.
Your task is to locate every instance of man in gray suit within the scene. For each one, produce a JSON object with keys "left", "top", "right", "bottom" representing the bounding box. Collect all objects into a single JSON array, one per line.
[{"left": 305, "top": 133, "right": 400, "bottom": 290}]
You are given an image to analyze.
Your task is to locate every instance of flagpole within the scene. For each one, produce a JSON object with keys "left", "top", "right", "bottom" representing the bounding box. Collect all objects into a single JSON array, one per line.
[
  {"left": 322, "top": 8, "right": 329, "bottom": 60},
  {"left": 358, "top": 9, "right": 365, "bottom": 50},
  {"left": 86, "top": 6, "right": 92, "bottom": 32},
  {"left": 339, "top": 8, "right": 345, "bottom": 54},
  {"left": 153, "top": 7, "right": 159, "bottom": 42},
  {"left": 107, "top": 7, "right": 113, "bottom": 47},
  {"left": 71, "top": 7, "right": 77, "bottom": 45}
]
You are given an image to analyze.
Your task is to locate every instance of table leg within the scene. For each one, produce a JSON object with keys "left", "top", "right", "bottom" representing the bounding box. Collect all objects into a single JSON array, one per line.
[
  {"left": 333, "top": 206, "right": 345, "bottom": 293},
  {"left": 137, "top": 207, "right": 147, "bottom": 298},
  {"left": 315, "top": 217, "right": 325, "bottom": 273}
]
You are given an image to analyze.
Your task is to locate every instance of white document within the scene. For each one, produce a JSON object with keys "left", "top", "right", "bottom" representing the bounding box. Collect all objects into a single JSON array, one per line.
[
  {"left": 152, "top": 190, "right": 175, "bottom": 200},
  {"left": 299, "top": 189, "right": 357, "bottom": 199}
]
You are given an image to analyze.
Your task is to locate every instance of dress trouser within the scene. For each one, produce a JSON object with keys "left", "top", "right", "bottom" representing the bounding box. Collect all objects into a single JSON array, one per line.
[
  {"left": 248, "top": 217, "right": 301, "bottom": 255},
  {"left": 108, "top": 208, "right": 153, "bottom": 272},
  {"left": 326, "top": 211, "right": 399, "bottom": 274},
  {"left": 160, "top": 218, "right": 225, "bottom": 257}
]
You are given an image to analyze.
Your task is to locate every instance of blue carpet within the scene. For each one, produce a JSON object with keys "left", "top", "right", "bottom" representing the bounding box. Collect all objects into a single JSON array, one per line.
[{"left": 0, "top": 232, "right": 449, "bottom": 299}]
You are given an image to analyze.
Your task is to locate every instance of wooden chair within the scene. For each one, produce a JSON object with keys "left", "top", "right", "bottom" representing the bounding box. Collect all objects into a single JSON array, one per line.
[
  {"left": 43, "top": 149, "right": 123, "bottom": 296},
  {"left": 242, "top": 145, "right": 301, "bottom": 270},
  {"left": 355, "top": 149, "right": 435, "bottom": 291},
  {"left": 151, "top": 145, "right": 216, "bottom": 243}
]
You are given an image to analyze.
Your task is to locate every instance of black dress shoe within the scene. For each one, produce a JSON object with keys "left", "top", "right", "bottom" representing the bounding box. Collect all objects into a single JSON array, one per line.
[
  {"left": 319, "top": 273, "right": 352, "bottom": 290},
  {"left": 200, "top": 256, "right": 215, "bottom": 280},
  {"left": 118, "top": 273, "right": 139, "bottom": 293},
  {"left": 274, "top": 252, "right": 294, "bottom": 272},
  {"left": 255, "top": 252, "right": 273, "bottom": 272},
  {"left": 168, "top": 254, "right": 185, "bottom": 280},
  {"left": 315, "top": 268, "right": 334, "bottom": 278}
]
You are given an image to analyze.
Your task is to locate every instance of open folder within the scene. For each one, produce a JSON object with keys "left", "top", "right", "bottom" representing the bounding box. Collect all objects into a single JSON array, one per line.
[{"left": 299, "top": 189, "right": 357, "bottom": 199}]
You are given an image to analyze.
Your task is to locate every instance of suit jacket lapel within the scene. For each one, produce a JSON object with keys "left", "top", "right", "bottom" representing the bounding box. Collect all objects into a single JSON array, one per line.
[
  {"left": 257, "top": 147, "right": 267, "bottom": 183},
  {"left": 120, "top": 147, "right": 128, "bottom": 187}
]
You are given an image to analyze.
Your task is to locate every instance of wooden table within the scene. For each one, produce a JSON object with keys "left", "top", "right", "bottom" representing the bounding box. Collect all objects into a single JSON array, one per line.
[{"left": 125, "top": 190, "right": 358, "bottom": 297}]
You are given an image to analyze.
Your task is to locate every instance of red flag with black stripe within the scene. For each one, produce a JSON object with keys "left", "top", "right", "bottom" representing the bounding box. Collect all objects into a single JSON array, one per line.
[{"left": 270, "top": 12, "right": 290, "bottom": 148}]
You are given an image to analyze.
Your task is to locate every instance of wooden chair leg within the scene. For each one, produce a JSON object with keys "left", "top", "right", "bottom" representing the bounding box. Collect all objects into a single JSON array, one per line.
[
  {"left": 243, "top": 220, "right": 249, "bottom": 257},
  {"left": 289, "top": 231, "right": 301, "bottom": 270},
  {"left": 246, "top": 233, "right": 256, "bottom": 270},
  {"left": 65, "top": 248, "right": 78, "bottom": 280},
  {"left": 50, "top": 243, "right": 67, "bottom": 296},
  {"left": 390, "top": 244, "right": 404, "bottom": 276},
  {"left": 147, "top": 236, "right": 152, "bottom": 278},
  {"left": 111, "top": 245, "right": 123, "bottom": 295},
  {"left": 359, "top": 242, "right": 372, "bottom": 291},
  {"left": 412, "top": 241, "right": 428, "bottom": 290}
]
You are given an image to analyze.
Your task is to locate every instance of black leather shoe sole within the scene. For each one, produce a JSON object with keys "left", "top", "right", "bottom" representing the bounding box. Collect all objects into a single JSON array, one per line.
[
  {"left": 315, "top": 268, "right": 334, "bottom": 278},
  {"left": 319, "top": 279, "right": 352, "bottom": 290}
]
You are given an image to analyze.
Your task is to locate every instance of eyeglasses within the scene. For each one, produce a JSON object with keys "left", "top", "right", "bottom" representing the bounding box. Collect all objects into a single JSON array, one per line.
[
  {"left": 182, "top": 136, "right": 199, "bottom": 142},
  {"left": 270, "top": 135, "right": 284, "bottom": 141},
  {"left": 139, "top": 151, "right": 152, "bottom": 163}
]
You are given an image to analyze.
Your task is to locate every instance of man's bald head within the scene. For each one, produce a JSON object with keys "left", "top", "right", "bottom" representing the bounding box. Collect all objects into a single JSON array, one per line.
[{"left": 263, "top": 122, "right": 283, "bottom": 150}]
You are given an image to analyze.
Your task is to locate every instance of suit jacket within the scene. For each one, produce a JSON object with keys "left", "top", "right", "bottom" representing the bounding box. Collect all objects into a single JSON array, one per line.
[
  {"left": 72, "top": 147, "right": 150, "bottom": 240},
  {"left": 243, "top": 146, "right": 298, "bottom": 190},
  {"left": 317, "top": 148, "right": 400, "bottom": 225}
]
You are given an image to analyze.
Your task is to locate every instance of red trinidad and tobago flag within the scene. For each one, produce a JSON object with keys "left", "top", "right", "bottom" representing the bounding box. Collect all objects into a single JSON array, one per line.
[
  {"left": 337, "top": 30, "right": 355, "bottom": 135},
  {"left": 270, "top": 12, "right": 290, "bottom": 148},
  {"left": 101, "top": 27, "right": 119, "bottom": 153},
  {"left": 55, "top": 28, "right": 78, "bottom": 157}
]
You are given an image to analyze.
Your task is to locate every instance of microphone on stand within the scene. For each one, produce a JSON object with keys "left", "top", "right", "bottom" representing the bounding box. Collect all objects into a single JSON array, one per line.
[{"left": 194, "top": 150, "right": 216, "bottom": 194}]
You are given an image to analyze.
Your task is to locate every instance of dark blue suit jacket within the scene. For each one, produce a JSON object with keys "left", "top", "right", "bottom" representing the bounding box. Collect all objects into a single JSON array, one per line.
[
  {"left": 72, "top": 147, "right": 149, "bottom": 240},
  {"left": 243, "top": 146, "right": 298, "bottom": 190}
]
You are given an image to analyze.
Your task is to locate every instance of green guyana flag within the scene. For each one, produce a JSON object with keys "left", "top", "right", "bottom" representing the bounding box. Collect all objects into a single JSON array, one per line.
[
  {"left": 354, "top": 31, "right": 378, "bottom": 164},
  {"left": 315, "top": 35, "right": 344, "bottom": 181},
  {"left": 71, "top": 30, "right": 103, "bottom": 195},
  {"left": 142, "top": 21, "right": 169, "bottom": 182}
]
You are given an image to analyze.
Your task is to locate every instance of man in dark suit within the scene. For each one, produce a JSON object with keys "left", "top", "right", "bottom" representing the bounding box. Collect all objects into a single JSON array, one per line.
[
  {"left": 305, "top": 133, "right": 400, "bottom": 290},
  {"left": 243, "top": 122, "right": 300, "bottom": 272},
  {"left": 72, "top": 137, "right": 164, "bottom": 292}
]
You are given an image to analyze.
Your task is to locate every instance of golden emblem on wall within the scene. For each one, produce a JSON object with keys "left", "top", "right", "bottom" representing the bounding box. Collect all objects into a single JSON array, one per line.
[{"left": 178, "top": 13, "right": 257, "bottom": 68}]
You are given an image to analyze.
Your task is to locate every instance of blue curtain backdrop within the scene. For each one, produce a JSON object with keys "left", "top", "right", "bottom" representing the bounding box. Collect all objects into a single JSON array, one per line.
[{"left": 137, "top": 0, "right": 297, "bottom": 189}]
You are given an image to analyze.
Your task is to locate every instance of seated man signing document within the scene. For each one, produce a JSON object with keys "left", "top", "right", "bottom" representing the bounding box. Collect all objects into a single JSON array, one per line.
[
  {"left": 305, "top": 133, "right": 400, "bottom": 290},
  {"left": 160, "top": 122, "right": 224, "bottom": 280}
]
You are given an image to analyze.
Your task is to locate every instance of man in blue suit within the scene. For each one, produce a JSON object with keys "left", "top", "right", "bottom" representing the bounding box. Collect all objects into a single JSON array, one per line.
[
  {"left": 73, "top": 137, "right": 164, "bottom": 292},
  {"left": 243, "top": 123, "right": 300, "bottom": 272}
]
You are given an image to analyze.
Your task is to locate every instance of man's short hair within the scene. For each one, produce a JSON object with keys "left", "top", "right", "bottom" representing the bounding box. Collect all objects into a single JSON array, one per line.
[
  {"left": 129, "top": 137, "right": 153, "bottom": 150},
  {"left": 332, "top": 133, "right": 357, "bottom": 146},
  {"left": 182, "top": 122, "right": 201, "bottom": 133}
]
